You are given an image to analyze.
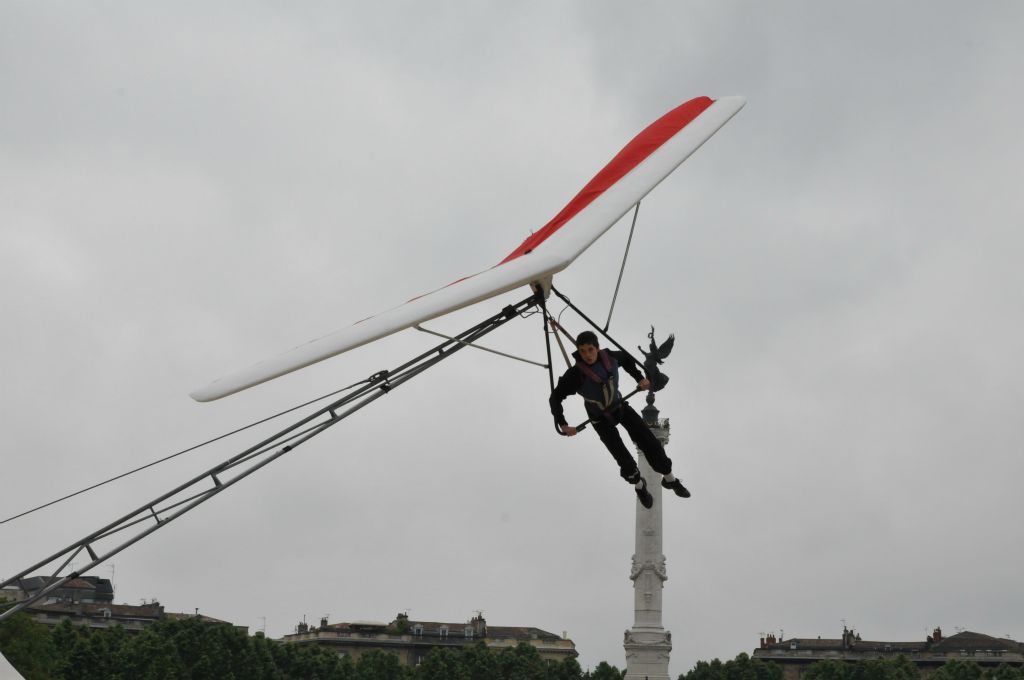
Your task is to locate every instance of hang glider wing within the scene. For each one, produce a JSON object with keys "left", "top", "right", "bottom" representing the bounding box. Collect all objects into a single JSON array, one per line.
[{"left": 190, "top": 95, "right": 745, "bottom": 402}]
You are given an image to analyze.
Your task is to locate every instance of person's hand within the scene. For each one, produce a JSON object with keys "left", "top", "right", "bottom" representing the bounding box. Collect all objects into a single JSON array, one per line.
[
  {"left": 560, "top": 424, "right": 578, "bottom": 436},
  {"left": 638, "top": 378, "right": 651, "bottom": 391}
]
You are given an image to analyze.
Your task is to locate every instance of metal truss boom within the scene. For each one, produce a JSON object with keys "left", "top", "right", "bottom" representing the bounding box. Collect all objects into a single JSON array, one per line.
[{"left": 0, "top": 293, "right": 541, "bottom": 622}]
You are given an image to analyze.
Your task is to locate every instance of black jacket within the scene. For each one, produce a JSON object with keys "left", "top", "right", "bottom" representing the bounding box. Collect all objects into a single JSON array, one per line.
[{"left": 549, "top": 349, "right": 644, "bottom": 426}]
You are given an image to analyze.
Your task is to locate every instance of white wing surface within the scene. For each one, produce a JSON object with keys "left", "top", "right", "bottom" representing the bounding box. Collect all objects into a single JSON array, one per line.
[{"left": 191, "top": 95, "right": 745, "bottom": 401}]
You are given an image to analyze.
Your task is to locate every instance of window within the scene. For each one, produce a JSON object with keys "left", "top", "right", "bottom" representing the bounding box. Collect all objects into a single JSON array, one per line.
[
  {"left": 465, "top": 627, "right": 474, "bottom": 639},
  {"left": 440, "top": 626, "right": 449, "bottom": 638},
  {"left": 413, "top": 624, "right": 423, "bottom": 636}
]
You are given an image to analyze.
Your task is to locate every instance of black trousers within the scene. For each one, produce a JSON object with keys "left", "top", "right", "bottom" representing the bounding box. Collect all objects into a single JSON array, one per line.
[{"left": 590, "top": 402, "right": 672, "bottom": 483}]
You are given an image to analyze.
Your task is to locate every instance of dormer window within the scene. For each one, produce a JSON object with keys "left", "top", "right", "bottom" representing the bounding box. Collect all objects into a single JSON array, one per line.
[
  {"left": 413, "top": 624, "right": 423, "bottom": 636},
  {"left": 465, "top": 627, "right": 473, "bottom": 639},
  {"left": 439, "top": 625, "right": 449, "bottom": 638}
]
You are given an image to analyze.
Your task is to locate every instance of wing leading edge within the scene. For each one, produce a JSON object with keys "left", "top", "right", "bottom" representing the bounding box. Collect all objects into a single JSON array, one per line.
[{"left": 190, "top": 95, "right": 745, "bottom": 402}]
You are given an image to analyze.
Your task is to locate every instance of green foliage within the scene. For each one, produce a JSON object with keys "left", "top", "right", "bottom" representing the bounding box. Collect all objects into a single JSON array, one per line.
[
  {"left": 930, "top": 659, "right": 985, "bottom": 680},
  {"left": 550, "top": 655, "right": 584, "bottom": 680},
  {"left": 354, "top": 649, "right": 410, "bottom": 680},
  {"left": 0, "top": 611, "right": 57, "bottom": 680},
  {"left": 410, "top": 641, "right": 588, "bottom": 680},
  {"left": 983, "top": 664, "right": 1024, "bottom": 680},
  {"left": 802, "top": 656, "right": 925, "bottom": 680},
  {"left": 586, "top": 660, "right": 626, "bottom": 679},
  {"left": 417, "top": 647, "right": 471, "bottom": 680},
  {"left": 460, "top": 641, "right": 501, "bottom": 680},
  {"left": 1, "top": 615, "right": 369, "bottom": 679},
  {"left": 680, "top": 653, "right": 782, "bottom": 680},
  {"left": 0, "top": 615, "right": 602, "bottom": 680},
  {"left": 495, "top": 642, "right": 551, "bottom": 680}
]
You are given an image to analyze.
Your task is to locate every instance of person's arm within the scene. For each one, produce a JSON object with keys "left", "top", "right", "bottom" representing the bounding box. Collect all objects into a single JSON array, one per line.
[
  {"left": 613, "top": 350, "right": 648, "bottom": 388},
  {"left": 549, "top": 369, "right": 581, "bottom": 434}
]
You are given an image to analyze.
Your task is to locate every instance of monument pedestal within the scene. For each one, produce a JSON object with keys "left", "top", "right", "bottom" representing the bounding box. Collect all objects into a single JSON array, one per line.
[{"left": 624, "top": 398, "right": 672, "bottom": 680}]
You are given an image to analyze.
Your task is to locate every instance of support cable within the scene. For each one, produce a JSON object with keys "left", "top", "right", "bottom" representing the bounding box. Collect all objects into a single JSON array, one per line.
[
  {"left": 550, "top": 318, "right": 572, "bottom": 368},
  {"left": 543, "top": 311, "right": 573, "bottom": 369},
  {"left": 1, "top": 378, "right": 386, "bottom": 525},
  {"left": 538, "top": 296, "right": 564, "bottom": 437},
  {"left": 0, "top": 292, "right": 541, "bottom": 622},
  {"left": 549, "top": 285, "right": 643, "bottom": 366},
  {"left": 547, "top": 314, "right": 577, "bottom": 346},
  {"left": 414, "top": 324, "right": 546, "bottom": 368},
  {"left": 603, "top": 202, "right": 641, "bottom": 332}
]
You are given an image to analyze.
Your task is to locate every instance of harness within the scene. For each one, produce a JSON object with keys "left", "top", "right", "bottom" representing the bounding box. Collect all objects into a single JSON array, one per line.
[{"left": 576, "top": 350, "right": 622, "bottom": 418}]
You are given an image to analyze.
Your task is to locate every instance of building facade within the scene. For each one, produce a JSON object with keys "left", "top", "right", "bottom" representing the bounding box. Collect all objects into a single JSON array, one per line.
[
  {"left": 753, "top": 626, "right": 1024, "bottom": 679},
  {"left": 282, "top": 612, "right": 577, "bottom": 666},
  {"left": 2, "top": 574, "right": 241, "bottom": 634},
  {"left": 5, "top": 575, "right": 114, "bottom": 605}
]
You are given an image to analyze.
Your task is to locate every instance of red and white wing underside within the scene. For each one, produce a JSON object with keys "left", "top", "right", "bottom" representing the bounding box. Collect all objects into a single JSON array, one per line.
[{"left": 191, "top": 95, "right": 744, "bottom": 401}]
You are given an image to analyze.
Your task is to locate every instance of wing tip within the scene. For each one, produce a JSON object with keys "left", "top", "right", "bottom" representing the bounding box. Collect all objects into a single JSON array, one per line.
[
  {"left": 714, "top": 95, "right": 747, "bottom": 111},
  {"left": 189, "top": 386, "right": 218, "bottom": 403}
]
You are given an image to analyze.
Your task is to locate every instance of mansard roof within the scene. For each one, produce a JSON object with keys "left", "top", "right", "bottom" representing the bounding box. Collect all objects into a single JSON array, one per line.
[
  {"left": 932, "top": 631, "right": 1022, "bottom": 652},
  {"left": 763, "top": 630, "right": 1021, "bottom": 654},
  {"left": 322, "top": 616, "right": 560, "bottom": 641},
  {"left": 30, "top": 601, "right": 164, "bottom": 618}
]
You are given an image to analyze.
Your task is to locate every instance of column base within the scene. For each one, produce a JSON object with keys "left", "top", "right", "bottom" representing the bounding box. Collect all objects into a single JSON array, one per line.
[{"left": 624, "top": 627, "right": 672, "bottom": 680}]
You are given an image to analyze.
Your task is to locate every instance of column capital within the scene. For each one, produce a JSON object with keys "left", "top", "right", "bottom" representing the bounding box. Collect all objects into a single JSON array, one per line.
[{"left": 629, "top": 555, "right": 668, "bottom": 582}]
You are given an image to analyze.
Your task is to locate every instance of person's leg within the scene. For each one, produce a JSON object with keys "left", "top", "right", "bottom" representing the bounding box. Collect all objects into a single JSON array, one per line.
[
  {"left": 619, "top": 404, "right": 672, "bottom": 474},
  {"left": 592, "top": 418, "right": 641, "bottom": 482},
  {"left": 619, "top": 404, "right": 690, "bottom": 498},
  {"left": 591, "top": 418, "right": 653, "bottom": 508}
]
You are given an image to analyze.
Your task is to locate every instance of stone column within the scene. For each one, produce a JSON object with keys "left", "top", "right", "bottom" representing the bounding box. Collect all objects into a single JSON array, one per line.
[{"left": 624, "top": 393, "right": 672, "bottom": 680}]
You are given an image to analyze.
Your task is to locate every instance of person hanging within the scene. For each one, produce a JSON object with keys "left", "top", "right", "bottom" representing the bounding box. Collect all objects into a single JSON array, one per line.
[{"left": 549, "top": 330, "right": 690, "bottom": 508}]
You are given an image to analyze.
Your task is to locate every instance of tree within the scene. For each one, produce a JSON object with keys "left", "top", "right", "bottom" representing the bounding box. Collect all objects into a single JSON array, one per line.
[
  {"left": 118, "top": 626, "right": 187, "bottom": 679},
  {"left": 354, "top": 649, "right": 410, "bottom": 680},
  {"left": 983, "top": 664, "right": 1024, "bottom": 680},
  {"left": 931, "top": 659, "right": 985, "bottom": 680},
  {"left": 549, "top": 656, "right": 584, "bottom": 680},
  {"left": 458, "top": 641, "right": 501, "bottom": 680},
  {"left": 0, "top": 610, "right": 57, "bottom": 680},
  {"left": 416, "top": 647, "right": 470, "bottom": 680},
  {"left": 803, "top": 659, "right": 852, "bottom": 680},
  {"left": 496, "top": 642, "right": 550, "bottom": 680},
  {"left": 586, "top": 660, "right": 626, "bottom": 680},
  {"left": 802, "top": 656, "right": 924, "bottom": 680},
  {"left": 679, "top": 653, "right": 782, "bottom": 680}
]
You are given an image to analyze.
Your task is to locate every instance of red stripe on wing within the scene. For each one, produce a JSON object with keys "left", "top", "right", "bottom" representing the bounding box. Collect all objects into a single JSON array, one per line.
[{"left": 498, "top": 96, "right": 714, "bottom": 265}]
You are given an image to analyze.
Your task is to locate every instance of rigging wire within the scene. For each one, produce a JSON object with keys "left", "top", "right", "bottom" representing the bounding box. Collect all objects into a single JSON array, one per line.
[
  {"left": 550, "top": 284, "right": 644, "bottom": 366},
  {"left": 0, "top": 379, "right": 378, "bottom": 525},
  {"left": 545, "top": 312, "right": 574, "bottom": 369},
  {"left": 603, "top": 202, "right": 641, "bottom": 332}
]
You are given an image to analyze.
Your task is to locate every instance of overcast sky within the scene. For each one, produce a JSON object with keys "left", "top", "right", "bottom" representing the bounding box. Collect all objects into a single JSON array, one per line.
[{"left": 2, "top": 1, "right": 1023, "bottom": 675}]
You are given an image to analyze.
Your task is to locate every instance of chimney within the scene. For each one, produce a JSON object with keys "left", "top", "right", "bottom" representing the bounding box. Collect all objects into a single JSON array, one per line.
[
  {"left": 760, "top": 636, "right": 766, "bottom": 649},
  {"left": 472, "top": 612, "right": 487, "bottom": 637},
  {"left": 933, "top": 627, "right": 942, "bottom": 643}
]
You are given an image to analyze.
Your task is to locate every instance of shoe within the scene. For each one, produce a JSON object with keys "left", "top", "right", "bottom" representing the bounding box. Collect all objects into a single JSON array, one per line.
[
  {"left": 635, "top": 478, "right": 654, "bottom": 509},
  {"left": 661, "top": 477, "right": 691, "bottom": 498}
]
